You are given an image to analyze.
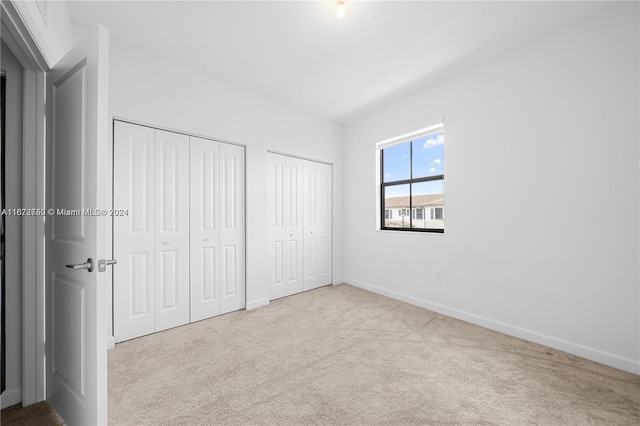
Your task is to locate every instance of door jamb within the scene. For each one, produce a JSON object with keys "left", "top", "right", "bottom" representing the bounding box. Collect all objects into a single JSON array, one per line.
[{"left": 1, "top": 0, "right": 49, "bottom": 407}]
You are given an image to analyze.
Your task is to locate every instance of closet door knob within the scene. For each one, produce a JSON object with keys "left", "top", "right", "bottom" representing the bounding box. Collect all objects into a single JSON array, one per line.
[
  {"left": 162, "top": 240, "right": 173, "bottom": 245},
  {"left": 203, "top": 237, "right": 211, "bottom": 242}
]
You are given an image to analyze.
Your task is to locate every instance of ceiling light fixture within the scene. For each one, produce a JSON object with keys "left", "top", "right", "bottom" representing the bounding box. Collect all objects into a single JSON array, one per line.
[{"left": 336, "top": 1, "right": 345, "bottom": 18}]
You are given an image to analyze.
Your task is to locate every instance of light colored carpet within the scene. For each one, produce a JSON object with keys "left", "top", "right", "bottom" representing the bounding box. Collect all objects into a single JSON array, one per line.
[{"left": 108, "top": 284, "right": 640, "bottom": 425}]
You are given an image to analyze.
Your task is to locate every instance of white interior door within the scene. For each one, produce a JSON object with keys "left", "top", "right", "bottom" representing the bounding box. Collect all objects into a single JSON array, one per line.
[
  {"left": 113, "top": 122, "right": 155, "bottom": 342},
  {"left": 267, "top": 153, "right": 304, "bottom": 300},
  {"left": 284, "top": 157, "right": 304, "bottom": 295},
  {"left": 317, "top": 162, "right": 332, "bottom": 286},
  {"left": 115, "top": 124, "right": 245, "bottom": 338},
  {"left": 303, "top": 160, "right": 332, "bottom": 291},
  {"left": 267, "top": 153, "right": 286, "bottom": 299},
  {"left": 190, "top": 136, "right": 221, "bottom": 322},
  {"left": 219, "top": 143, "right": 245, "bottom": 314},
  {"left": 47, "top": 25, "right": 109, "bottom": 425},
  {"left": 154, "top": 130, "right": 190, "bottom": 331},
  {"left": 303, "top": 162, "right": 319, "bottom": 291}
]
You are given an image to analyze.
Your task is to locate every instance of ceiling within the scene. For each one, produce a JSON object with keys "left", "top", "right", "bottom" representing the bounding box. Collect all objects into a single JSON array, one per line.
[{"left": 67, "top": 1, "right": 611, "bottom": 124}]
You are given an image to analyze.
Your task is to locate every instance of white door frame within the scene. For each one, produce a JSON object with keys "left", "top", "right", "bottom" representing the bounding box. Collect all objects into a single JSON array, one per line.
[{"left": 1, "top": 0, "right": 49, "bottom": 406}]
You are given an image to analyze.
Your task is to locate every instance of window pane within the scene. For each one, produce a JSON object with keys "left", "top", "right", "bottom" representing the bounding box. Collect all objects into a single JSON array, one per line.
[
  {"left": 383, "top": 184, "right": 410, "bottom": 228},
  {"left": 412, "top": 132, "right": 444, "bottom": 179},
  {"left": 411, "top": 180, "right": 444, "bottom": 230},
  {"left": 383, "top": 142, "right": 410, "bottom": 182}
]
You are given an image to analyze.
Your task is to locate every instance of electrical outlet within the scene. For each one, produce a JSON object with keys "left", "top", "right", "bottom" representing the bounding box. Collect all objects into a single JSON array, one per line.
[{"left": 435, "top": 270, "right": 443, "bottom": 282}]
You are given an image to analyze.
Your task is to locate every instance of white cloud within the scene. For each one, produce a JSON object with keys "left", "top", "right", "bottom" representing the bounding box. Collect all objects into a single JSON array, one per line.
[
  {"left": 432, "top": 158, "right": 441, "bottom": 165},
  {"left": 401, "top": 154, "right": 408, "bottom": 160},
  {"left": 423, "top": 134, "right": 444, "bottom": 149},
  {"left": 430, "top": 167, "right": 436, "bottom": 173},
  {"left": 385, "top": 173, "right": 391, "bottom": 178}
]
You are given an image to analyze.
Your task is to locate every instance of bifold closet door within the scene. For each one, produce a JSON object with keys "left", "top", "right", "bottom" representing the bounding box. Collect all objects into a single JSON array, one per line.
[
  {"left": 219, "top": 142, "right": 245, "bottom": 314},
  {"left": 154, "top": 129, "right": 190, "bottom": 332},
  {"left": 190, "top": 138, "right": 245, "bottom": 320},
  {"left": 113, "top": 122, "right": 155, "bottom": 342},
  {"left": 113, "top": 123, "right": 190, "bottom": 342},
  {"left": 315, "top": 161, "right": 332, "bottom": 286},
  {"left": 267, "top": 153, "right": 304, "bottom": 300},
  {"left": 303, "top": 160, "right": 332, "bottom": 291},
  {"left": 189, "top": 137, "right": 220, "bottom": 322}
]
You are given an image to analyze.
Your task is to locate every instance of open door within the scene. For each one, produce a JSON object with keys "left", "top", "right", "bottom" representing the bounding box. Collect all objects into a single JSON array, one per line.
[{"left": 46, "top": 25, "right": 109, "bottom": 425}]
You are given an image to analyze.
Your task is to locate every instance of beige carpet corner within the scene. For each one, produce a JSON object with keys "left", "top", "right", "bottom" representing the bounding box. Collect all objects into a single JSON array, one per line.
[{"left": 108, "top": 284, "right": 640, "bottom": 425}]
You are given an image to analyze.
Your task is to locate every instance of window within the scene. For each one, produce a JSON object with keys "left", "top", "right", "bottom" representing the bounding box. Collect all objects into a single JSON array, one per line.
[
  {"left": 379, "top": 125, "right": 444, "bottom": 232},
  {"left": 385, "top": 209, "right": 392, "bottom": 219}
]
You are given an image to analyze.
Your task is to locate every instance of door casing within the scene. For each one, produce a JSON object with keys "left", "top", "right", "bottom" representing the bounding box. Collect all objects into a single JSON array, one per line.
[{"left": 0, "top": 0, "right": 49, "bottom": 407}]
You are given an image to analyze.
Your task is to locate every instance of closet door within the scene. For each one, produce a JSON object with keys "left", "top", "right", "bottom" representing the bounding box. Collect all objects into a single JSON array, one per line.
[
  {"left": 190, "top": 137, "right": 220, "bottom": 322},
  {"left": 316, "top": 162, "right": 332, "bottom": 286},
  {"left": 154, "top": 130, "right": 190, "bottom": 331},
  {"left": 267, "top": 153, "right": 286, "bottom": 299},
  {"left": 303, "top": 160, "right": 332, "bottom": 291},
  {"left": 267, "top": 153, "right": 304, "bottom": 300},
  {"left": 219, "top": 143, "right": 245, "bottom": 314},
  {"left": 303, "top": 161, "right": 319, "bottom": 291},
  {"left": 113, "top": 122, "right": 156, "bottom": 342},
  {"left": 285, "top": 158, "right": 305, "bottom": 295}
]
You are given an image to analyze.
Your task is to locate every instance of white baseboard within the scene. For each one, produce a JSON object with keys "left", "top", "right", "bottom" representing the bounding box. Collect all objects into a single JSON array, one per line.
[
  {"left": 343, "top": 278, "right": 640, "bottom": 375},
  {"left": 107, "top": 335, "right": 115, "bottom": 350},
  {"left": 0, "top": 387, "right": 22, "bottom": 409},
  {"left": 246, "top": 297, "right": 269, "bottom": 311},
  {"left": 332, "top": 278, "right": 345, "bottom": 285}
]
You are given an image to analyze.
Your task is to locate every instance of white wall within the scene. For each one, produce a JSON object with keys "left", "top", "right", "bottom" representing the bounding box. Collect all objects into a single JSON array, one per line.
[
  {"left": 107, "top": 38, "right": 344, "bottom": 325},
  {"left": 342, "top": 3, "right": 639, "bottom": 374},
  {"left": 1, "top": 39, "right": 24, "bottom": 409}
]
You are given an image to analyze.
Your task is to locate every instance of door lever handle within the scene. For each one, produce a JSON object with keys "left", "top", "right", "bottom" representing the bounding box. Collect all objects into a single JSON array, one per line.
[
  {"left": 66, "top": 258, "right": 94, "bottom": 273},
  {"left": 97, "top": 259, "right": 118, "bottom": 272}
]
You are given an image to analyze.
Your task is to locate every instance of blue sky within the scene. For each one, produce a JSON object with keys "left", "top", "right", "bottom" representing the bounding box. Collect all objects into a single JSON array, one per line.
[{"left": 383, "top": 132, "right": 444, "bottom": 197}]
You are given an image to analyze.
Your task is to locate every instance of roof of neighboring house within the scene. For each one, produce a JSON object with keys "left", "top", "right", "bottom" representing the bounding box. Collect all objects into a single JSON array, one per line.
[{"left": 385, "top": 194, "right": 444, "bottom": 208}]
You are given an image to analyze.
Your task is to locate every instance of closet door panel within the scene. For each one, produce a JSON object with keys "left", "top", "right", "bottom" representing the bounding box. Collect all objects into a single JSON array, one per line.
[
  {"left": 267, "top": 153, "right": 286, "bottom": 300},
  {"left": 113, "top": 122, "right": 155, "bottom": 342},
  {"left": 154, "top": 130, "right": 190, "bottom": 331},
  {"left": 190, "top": 137, "right": 221, "bottom": 322},
  {"left": 220, "top": 143, "right": 245, "bottom": 314},
  {"left": 285, "top": 157, "right": 304, "bottom": 295},
  {"left": 317, "top": 163, "right": 332, "bottom": 286},
  {"left": 303, "top": 162, "right": 319, "bottom": 291},
  {"left": 303, "top": 160, "right": 332, "bottom": 291},
  {"left": 267, "top": 153, "right": 304, "bottom": 299}
]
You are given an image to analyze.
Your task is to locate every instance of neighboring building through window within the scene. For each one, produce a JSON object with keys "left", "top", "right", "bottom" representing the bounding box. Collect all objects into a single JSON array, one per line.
[{"left": 378, "top": 125, "right": 444, "bottom": 232}]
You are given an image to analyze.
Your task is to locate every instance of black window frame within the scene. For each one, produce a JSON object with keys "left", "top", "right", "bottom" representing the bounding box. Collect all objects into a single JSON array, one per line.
[
  {"left": 434, "top": 207, "right": 443, "bottom": 220},
  {"left": 379, "top": 128, "right": 444, "bottom": 233}
]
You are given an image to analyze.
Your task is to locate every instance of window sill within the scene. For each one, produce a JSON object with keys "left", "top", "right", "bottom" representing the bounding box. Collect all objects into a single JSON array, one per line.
[{"left": 377, "top": 228, "right": 444, "bottom": 235}]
